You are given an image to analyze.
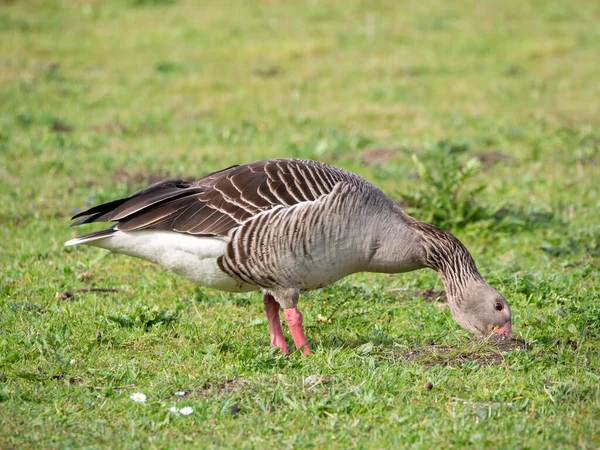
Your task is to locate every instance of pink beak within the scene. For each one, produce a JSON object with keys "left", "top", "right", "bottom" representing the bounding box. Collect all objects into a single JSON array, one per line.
[{"left": 494, "top": 322, "right": 512, "bottom": 335}]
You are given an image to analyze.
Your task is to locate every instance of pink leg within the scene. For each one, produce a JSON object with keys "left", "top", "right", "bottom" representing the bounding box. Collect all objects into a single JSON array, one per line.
[
  {"left": 284, "top": 307, "right": 311, "bottom": 356},
  {"left": 263, "top": 294, "right": 289, "bottom": 354}
]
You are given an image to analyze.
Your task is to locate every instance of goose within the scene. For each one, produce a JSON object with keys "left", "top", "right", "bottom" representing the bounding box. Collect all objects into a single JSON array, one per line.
[{"left": 65, "top": 158, "right": 512, "bottom": 355}]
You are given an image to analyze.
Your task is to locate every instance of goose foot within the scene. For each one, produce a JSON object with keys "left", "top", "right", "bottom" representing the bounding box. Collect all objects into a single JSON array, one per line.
[
  {"left": 263, "top": 294, "right": 289, "bottom": 354},
  {"left": 284, "top": 307, "right": 311, "bottom": 356}
]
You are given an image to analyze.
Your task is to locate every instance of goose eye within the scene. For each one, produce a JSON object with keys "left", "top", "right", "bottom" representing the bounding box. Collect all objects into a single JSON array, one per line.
[{"left": 495, "top": 302, "right": 504, "bottom": 312}]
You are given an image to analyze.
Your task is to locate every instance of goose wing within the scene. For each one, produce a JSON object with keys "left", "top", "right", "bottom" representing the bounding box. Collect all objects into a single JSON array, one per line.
[{"left": 70, "top": 159, "right": 357, "bottom": 237}]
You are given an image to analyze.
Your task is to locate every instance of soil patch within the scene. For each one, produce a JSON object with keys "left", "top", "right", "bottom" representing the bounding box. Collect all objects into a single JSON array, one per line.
[
  {"left": 474, "top": 150, "right": 510, "bottom": 168},
  {"left": 51, "top": 120, "right": 72, "bottom": 133},
  {"left": 487, "top": 334, "right": 528, "bottom": 351},
  {"left": 359, "top": 147, "right": 400, "bottom": 166},
  {"left": 401, "top": 337, "right": 526, "bottom": 367}
]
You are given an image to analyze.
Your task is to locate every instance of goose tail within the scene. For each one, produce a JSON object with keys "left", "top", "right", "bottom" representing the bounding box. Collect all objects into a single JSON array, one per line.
[{"left": 64, "top": 226, "right": 117, "bottom": 247}]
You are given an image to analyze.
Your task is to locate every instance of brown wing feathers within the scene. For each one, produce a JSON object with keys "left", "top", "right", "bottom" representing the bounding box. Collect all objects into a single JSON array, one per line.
[{"left": 70, "top": 159, "right": 356, "bottom": 238}]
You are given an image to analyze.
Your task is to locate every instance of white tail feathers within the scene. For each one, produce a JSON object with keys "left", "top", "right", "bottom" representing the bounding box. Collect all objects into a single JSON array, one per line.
[{"left": 64, "top": 227, "right": 117, "bottom": 247}]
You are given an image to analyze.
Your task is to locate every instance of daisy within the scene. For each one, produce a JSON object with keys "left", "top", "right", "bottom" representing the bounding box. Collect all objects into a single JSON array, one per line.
[
  {"left": 179, "top": 406, "right": 193, "bottom": 416},
  {"left": 129, "top": 392, "right": 147, "bottom": 403}
]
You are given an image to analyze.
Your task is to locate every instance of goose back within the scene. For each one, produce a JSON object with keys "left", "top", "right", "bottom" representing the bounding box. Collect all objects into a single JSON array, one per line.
[{"left": 71, "top": 159, "right": 360, "bottom": 237}]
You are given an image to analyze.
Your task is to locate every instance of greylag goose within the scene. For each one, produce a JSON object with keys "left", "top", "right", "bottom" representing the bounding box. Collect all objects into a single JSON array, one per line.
[{"left": 65, "top": 158, "right": 512, "bottom": 355}]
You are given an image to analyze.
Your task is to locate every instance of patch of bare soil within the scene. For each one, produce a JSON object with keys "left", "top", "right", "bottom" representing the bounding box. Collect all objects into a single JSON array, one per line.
[
  {"left": 51, "top": 120, "right": 72, "bottom": 133},
  {"left": 401, "top": 337, "right": 526, "bottom": 367},
  {"left": 487, "top": 334, "right": 528, "bottom": 351},
  {"left": 358, "top": 147, "right": 400, "bottom": 166},
  {"left": 474, "top": 150, "right": 510, "bottom": 168}
]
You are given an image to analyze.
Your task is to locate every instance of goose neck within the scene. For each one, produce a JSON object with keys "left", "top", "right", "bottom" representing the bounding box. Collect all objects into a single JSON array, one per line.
[{"left": 410, "top": 220, "right": 483, "bottom": 299}]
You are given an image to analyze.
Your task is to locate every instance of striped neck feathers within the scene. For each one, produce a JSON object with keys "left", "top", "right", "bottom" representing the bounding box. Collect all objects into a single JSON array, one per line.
[{"left": 409, "top": 220, "right": 484, "bottom": 301}]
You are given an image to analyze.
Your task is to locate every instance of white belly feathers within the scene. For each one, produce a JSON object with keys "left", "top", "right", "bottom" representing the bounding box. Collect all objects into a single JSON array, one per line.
[{"left": 88, "top": 230, "right": 257, "bottom": 293}]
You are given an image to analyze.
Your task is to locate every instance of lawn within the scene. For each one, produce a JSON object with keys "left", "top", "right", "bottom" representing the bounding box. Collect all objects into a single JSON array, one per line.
[{"left": 1, "top": 0, "right": 599, "bottom": 448}]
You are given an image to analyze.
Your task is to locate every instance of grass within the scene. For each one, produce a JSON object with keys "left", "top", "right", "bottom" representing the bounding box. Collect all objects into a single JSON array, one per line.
[{"left": 1, "top": 0, "right": 599, "bottom": 448}]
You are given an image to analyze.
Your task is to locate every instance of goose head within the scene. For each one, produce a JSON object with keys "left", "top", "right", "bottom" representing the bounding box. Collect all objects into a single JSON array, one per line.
[{"left": 449, "top": 280, "right": 512, "bottom": 337}]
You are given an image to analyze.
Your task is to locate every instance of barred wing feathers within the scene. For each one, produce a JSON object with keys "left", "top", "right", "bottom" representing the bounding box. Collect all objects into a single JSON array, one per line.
[{"left": 69, "top": 159, "right": 360, "bottom": 238}]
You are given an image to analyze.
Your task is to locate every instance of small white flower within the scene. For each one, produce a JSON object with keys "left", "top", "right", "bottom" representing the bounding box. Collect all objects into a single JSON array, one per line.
[
  {"left": 179, "top": 406, "right": 193, "bottom": 416},
  {"left": 169, "top": 406, "right": 179, "bottom": 413},
  {"left": 129, "top": 392, "right": 147, "bottom": 403},
  {"left": 174, "top": 391, "right": 186, "bottom": 397},
  {"left": 69, "top": 359, "right": 77, "bottom": 365}
]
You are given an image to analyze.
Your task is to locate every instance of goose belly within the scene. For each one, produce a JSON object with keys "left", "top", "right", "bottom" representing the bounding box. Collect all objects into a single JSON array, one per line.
[
  {"left": 297, "top": 266, "right": 357, "bottom": 291},
  {"left": 89, "top": 230, "right": 257, "bottom": 293},
  {"left": 295, "top": 249, "right": 362, "bottom": 291}
]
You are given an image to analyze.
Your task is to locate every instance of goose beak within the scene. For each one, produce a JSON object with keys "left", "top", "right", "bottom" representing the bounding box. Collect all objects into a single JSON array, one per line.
[{"left": 494, "top": 322, "right": 512, "bottom": 335}]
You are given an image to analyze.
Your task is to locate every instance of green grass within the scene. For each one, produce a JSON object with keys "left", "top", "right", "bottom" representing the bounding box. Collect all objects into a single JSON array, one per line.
[{"left": 1, "top": 0, "right": 599, "bottom": 448}]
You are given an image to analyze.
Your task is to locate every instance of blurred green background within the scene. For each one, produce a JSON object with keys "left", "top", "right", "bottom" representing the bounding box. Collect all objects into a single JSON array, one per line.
[{"left": 1, "top": 0, "right": 599, "bottom": 448}]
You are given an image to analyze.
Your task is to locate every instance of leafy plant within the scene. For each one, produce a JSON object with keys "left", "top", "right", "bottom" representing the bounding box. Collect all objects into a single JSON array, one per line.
[
  {"left": 107, "top": 303, "right": 181, "bottom": 330},
  {"left": 400, "top": 140, "right": 497, "bottom": 230}
]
